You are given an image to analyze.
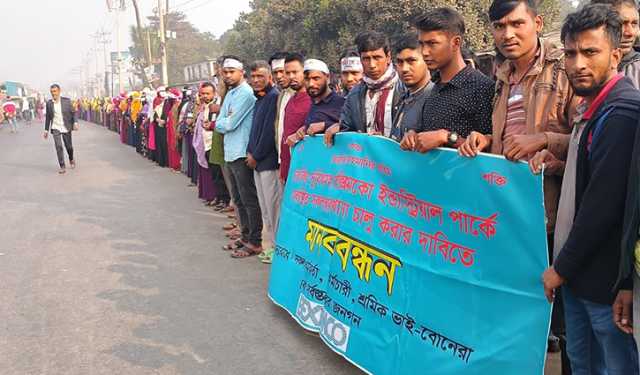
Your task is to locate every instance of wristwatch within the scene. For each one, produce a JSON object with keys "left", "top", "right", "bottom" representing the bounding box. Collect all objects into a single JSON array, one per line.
[{"left": 447, "top": 131, "right": 459, "bottom": 147}]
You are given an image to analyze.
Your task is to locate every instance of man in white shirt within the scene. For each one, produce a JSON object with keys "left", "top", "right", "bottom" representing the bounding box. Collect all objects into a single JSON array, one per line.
[
  {"left": 44, "top": 84, "right": 78, "bottom": 174},
  {"left": 22, "top": 96, "right": 31, "bottom": 123}
]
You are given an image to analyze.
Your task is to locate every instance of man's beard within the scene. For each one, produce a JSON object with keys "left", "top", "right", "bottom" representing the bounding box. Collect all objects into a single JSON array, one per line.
[
  {"left": 572, "top": 75, "right": 609, "bottom": 98},
  {"left": 309, "top": 84, "right": 328, "bottom": 98},
  {"left": 289, "top": 82, "right": 302, "bottom": 91},
  {"left": 224, "top": 78, "right": 238, "bottom": 87},
  {"left": 277, "top": 78, "right": 289, "bottom": 89}
]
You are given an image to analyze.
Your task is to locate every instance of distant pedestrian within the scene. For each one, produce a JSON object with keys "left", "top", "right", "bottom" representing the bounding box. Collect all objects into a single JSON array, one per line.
[
  {"left": 22, "top": 96, "right": 31, "bottom": 124},
  {"left": 2, "top": 98, "right": 18, "bottom": 133},
  {"left": 43, "top": 84, "right": 78, "bottom": 174}
]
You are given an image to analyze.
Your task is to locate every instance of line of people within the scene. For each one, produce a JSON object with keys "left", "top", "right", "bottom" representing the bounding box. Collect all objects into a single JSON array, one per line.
[{"left": 74, "top": 0, "right": 640, "bottom": 373}]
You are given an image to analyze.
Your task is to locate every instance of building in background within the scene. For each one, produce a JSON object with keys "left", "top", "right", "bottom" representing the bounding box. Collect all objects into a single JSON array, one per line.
[
  {"left": 182, "top": 59, "right": 218, "bottom": 85},
  {"left": 110, "top": 51, "right": 141, "bottom": 93}
]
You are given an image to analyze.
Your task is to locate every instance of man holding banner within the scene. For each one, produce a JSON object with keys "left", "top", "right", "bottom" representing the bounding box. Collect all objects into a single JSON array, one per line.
[
  {"left": 460, "top": 0, "right": 577, "bottom": 365},
  {"left": 538, "top": 5, "right": 640, "bottom": 373},
  {"left": 400, "top": 8, "right": 494, "bottom": 153}
]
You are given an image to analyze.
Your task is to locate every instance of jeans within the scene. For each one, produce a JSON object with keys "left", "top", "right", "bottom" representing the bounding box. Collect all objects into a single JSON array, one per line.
[
  {"left": 7, "top": 117, "right": 17, "bottom": 132},
  {"left": 563, "top": 286, "right": 639, "bottom": 374},
  {"left": 51, "top": 129, "right": 74, "bottom": 168},
  {"left": 227, "top": 158, "right": 263, "bottom": 247}
]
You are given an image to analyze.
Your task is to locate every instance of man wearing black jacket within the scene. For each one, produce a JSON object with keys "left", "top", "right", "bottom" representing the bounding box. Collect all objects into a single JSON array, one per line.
[
  {"left": 43, "top": 84, "right": 77, "bottom": 174},
  {"left": 246, "top": 61, "right": 280, "bottom": 264},
  {"left": 540, "top": 5, "right": 640, "bottom": 373}
]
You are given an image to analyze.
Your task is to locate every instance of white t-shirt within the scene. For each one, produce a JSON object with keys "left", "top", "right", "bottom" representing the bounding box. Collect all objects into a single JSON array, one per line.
[{"left": 52, "top": 100, "right": 67, "bottom": 133}]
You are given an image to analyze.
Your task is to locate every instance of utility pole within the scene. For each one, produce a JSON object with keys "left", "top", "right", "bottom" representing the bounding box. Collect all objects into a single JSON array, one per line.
[
  {"left": 107, "top": 0, "right": 125, "bottom": 93},
  {"left": 91, "top": 32, "right": 101, "bottom": 96},
  {"left": 92, "top": 29, "right": 111, "bottom": 96},
  {"left": 116, "top": 8, "right": 123, "bottom": 94},
  {"left": 146, "top": 28, "right": 152, "bottom": 71},
  {"left": 84, "top": 52, "right": 93, "bottom": 97},
  {"left": 158, "top": 0, "right": 169, "bottom": 86},
  {"left": 97, "top": 31, "right": 111, "bottom": 97}
]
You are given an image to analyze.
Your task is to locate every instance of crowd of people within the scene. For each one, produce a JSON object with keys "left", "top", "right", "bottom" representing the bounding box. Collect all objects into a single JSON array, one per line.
[
  {"left": 0, "top": 95, "right": 42, "bottom": 133},
  {"left": 66, "top": 0, "right": 640, "bottom": 373}
]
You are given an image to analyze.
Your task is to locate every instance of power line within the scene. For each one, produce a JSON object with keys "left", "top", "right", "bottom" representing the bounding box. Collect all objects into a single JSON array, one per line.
[
  {"left": 177, "top": 0, "right": 212, "bottom": 13},
  {"left": 170, "top": 0, "right": 200, "bottom": 10}
]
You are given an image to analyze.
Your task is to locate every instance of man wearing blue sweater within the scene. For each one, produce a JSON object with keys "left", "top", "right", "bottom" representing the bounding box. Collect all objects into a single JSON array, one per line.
[
  {"left": 246, "top": 61, "right": 281, "bottom": 264},
  {"left": 215, "top": 57, "right": 262, "bottom": 258}
]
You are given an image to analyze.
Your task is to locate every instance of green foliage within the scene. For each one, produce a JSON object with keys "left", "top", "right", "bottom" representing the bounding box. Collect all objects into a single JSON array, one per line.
[
  {"left": 220, "top": 0, "right": 562, "bottom": 70},
  {"left": 129, "top": 12, "right": 221, "bottom": 85}
]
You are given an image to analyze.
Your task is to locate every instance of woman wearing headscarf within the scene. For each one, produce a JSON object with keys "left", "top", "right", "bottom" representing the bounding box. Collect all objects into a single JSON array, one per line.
[
  {"left": 166, "top": 88, "right": 182, "bottom": 171},
  {"left": 178, "top": 86, "right": 194, "bottom": 175},
  {"left": 151, "top": 87, "right": 166, "bottom": 165},
  {"left": 118, "top": 92, "right": 129, "bottom": 144},
  {"left": 185, "top": 92, "right": 199, "bottom": 186},
  {"left": 125, "top": 94, "right": 134, "bottom": 146},
  {"left": 130, "top": 92, "right": 142, "bottom": 151}
]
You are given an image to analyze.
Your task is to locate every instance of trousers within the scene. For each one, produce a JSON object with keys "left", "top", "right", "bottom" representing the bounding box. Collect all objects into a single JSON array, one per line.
[{"left": 51, "top": 129, "right": 74, "bottom": 168}]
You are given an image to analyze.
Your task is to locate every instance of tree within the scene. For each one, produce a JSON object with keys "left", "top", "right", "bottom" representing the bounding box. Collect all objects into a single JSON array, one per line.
[
  {"left": 128, "top": 11, "right": 222, "bottom": 87},
  {"left": 220, "top": 0, "right": 562, "bottom": 70}
]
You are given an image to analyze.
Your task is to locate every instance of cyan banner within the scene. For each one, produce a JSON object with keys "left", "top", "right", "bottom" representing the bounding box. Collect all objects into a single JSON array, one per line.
[{"left": 268, "top": 133, "right": 550, "bottom": 375}]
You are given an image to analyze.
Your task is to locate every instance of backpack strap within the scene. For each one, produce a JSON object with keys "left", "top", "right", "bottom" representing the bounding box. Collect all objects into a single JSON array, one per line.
[{"left": 587, "top": 107, "right": 614, "bottom": 157}]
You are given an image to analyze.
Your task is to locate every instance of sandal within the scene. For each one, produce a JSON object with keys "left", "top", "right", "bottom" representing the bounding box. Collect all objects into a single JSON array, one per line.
[
  {"left": 261, "top": 252, "right": 274, "bottom": 264},
  {"left": 220, "top": 206, "right": 235, "bottom": 213},
  {"left": 222, "top": 240, "right": 245, "bottom": 251},
  {"left": 231, "top": 249, "right": 258, "bottom": 259},
  {"left": 258, "top": 247, "right": 273, "bottom": 260},
  {"left": 230, "top": 248, "right": 261, "bottom": 258},
  {"left": 225, "top": 229, "right": 241, "bottom": 238},
  {"left": 223, "top": 222, "right": 237, "bottom": 231}
]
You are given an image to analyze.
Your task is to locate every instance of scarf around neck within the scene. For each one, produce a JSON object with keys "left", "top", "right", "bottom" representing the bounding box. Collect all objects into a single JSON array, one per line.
[{"left": 363, "top": 64, "right": 398, "bottom": 92}]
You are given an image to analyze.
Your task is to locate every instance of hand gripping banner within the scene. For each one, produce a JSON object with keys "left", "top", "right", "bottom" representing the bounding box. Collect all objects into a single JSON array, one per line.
[{"left": 268, "top": 134, "right": 551, "bottom": 375}]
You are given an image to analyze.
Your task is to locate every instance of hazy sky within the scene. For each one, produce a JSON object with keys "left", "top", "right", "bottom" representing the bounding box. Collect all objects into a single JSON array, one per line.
[{"left": 0, "top": 0, "right": 250, "bottom": 93}]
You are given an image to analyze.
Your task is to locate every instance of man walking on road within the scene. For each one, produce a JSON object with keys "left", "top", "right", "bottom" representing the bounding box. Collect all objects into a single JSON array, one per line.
[{"left": 44, "top": 84, "right": 78, "bottom": 174}]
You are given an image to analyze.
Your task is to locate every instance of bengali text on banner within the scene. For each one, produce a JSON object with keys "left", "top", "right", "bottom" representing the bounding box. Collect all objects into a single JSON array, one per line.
[{"left": 268, "top": 133, "right": 551, "bottom": 375}]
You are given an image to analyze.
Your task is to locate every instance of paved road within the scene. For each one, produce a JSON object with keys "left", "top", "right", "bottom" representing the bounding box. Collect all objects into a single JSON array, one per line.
[
  {"left": 0, "top": 121, "right": 362, "bottom": 375},
  {"left": 0, "top": 121, "right": 562, "bottom": 375}
]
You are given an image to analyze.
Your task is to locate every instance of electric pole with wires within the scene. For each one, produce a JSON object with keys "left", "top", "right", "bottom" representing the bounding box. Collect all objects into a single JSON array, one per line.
[{"left": 158, "top": 0, "right": 169, "bottom": 86}]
